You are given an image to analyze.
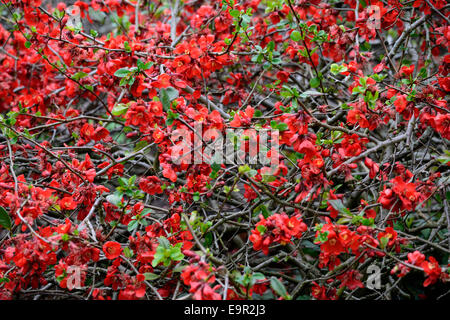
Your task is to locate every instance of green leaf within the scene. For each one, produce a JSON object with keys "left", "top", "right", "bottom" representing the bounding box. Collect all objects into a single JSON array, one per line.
[
  {"left": 111, "top": 103, "right": 129, "bottom": 116},
  {"left": 299, "top": 90, "right": 325, "bottom": 98},
  {"left": 277, "top": 122, "right": 288, "bottom": 131},
  {"left": 310, "top": 77, "right": 320, "bottom": 88},
  {"left": 328, "top": 199, "right": 351, "bottom": 216},
  {"left": 352, "top": 86, "right": 363, "bottom": 94},
  {"left": 151, "top": 253, "right": 163, "bottom": 267},
  {"left": 72, "top": 72, "right": 88, "bottom": 81},
  {"left": 253, "top": 204, "right": 271, "bottom": 218},
  {"left": 418, "top": 67, "right": 427, "bottom": 79},
  {"left": 118, "top": 177, "right": 128, "bottom": 188},
  {"left": 158, "top": 236, "right": 171, "bottom": 249},
  {"left": 362, "top": 218, "right": 374, "bottom": 227},
  {"left": 137, "top": 59, "right": 153, "bottom": 71},
  {"left": 119, "top": 77, "right": 128, "bottom": 86},
  {"left": 90, "top": 29, "right": 99, "bottom": 37},
  {"left": 114, "top": 68, "right": 130, "bottom": 78},
  {"left": 270, "top": 277, "right": 288, "bottom": 298},
  {"left": 290, "top": 30, "right": 302, "bottom": 42},
  {"left": 134, "top": 140, "right": 148, "bottom": 152},
  {"left": 256, "top": 225, "right": 267, "bottom": 235},
  {"left": 330, "top": 63, "right": 347, "bottom": 75},
  {"left": 379, "top": 236, "right": 389, "bottom": 249},
  {"left": 170, "top": 250, "right": 184, "bottom": 261},
  {"left": 61, "top": 233, "right": 69, "bottom": 242},
  {"left": 229, "top": 9, "right": 240, "bottom": 18},
  {"left": 123, "top": 41, "right": 131, "bottom": 52},
  {"left": 314, "top": 231, "right": 329, "bottom": 244},
  {"left": 106, "top": 192, "right": 122, "bottom": 206},
  {"left": 144, "top": 272, "right": 160, "bottom": 280},
  {"left": 0, "top": 277, "right": 10, "bottom": 284},
  {"left": 203, "top": 232, "right": 213, "bottom": 247},
  {"left": 270, "top": 120, "right": 277, "bottom": 129},
  {"left": 159, "top": 87, "right": 179, "bottom": 111},
  {"left": 241, "top": 14, "right": 251, "bottom": 24},
  {"left": 253, "top": 272, "right": 266, "bottom": 281},
  {"left": 210, "top": 162, "right": 221, "bottom": 179},
  {"left": 173, "top": 264, "right": 186, "bottom": 273},
  {"left": 136, "top": 59, "right": 145, "bottom": 70},
  {"left": 128, "top": 175, "right": 137, "bottom": 185},
  {"left": 123, "top": 247, "right": 134, "bottom": 258},
  {"left": 127, "top": 219, "right": 139, "bottom": 232},
  {"left": 0, "top": 206, "right": 11, "bottom": 230},
  {"left": 193, "top": 192, "right": 200, "bottom": 202},
  {"left": 248, "top": 169, "right": 258, "bottom": 177},
  {"left": 238, "top": 164, "right": 251, "bottom": 174},
  {"left": 351, "top": 215, "right": 363, "bottom": 225},
  {"left": 360, "top": 41, "right": 371, "bottom": 52}
]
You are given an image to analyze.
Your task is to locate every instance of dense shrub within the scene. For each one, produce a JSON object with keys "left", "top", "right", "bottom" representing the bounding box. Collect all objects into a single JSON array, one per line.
[{"left": 0, "top": 0, "right": 448, "bottom": 300}]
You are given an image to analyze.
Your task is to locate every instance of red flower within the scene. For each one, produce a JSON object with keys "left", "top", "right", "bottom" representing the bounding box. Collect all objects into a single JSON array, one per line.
[
  {"left": 283, "top": 214, "right": 307, "bottom": 239},
  {"left": 400, "top": 65, "right": 414, "bottom": 77},
  {"left": 391, "top": 176, "right": 420, "bottom": 209},
  {"left": 80, "top": 123, "right": 95, "bottom": 141},
  {"left": 378, "top": 176, "right": 422, "bottom": 213},
  {"left": 364, "top": 157, "right": 380, "bottom": 179},
  {"left": 421, "top": 257, "right": 442, "bottom": 287},
  {"left": 373, "top": 62, "right": 387, "bottom": 73},
  {"left": 56, "top": 219, "right": 72, "bottom": 234},
  {"left": 391, "top": 263, "right": 411, "bottom": 278},
  {"left": 433, "top": 113, "right": 450, "bottom": 139},
  {"left": 139, "top": 176, "right": 163, "bottom": 195},
  {"left": 407, "top": 251, "right": 425, "bottom": 265},
  {"left": 107, "top": 163, "right": 124, "bottom": 180},
  {"left": 93, "top": 126, "right": 110, "bottom": 141},
  {"left": 326, "top": 190, "right": 343, "bottom": 219},
  {"left": 276, "top": 71, "right": 290, "bottom": 84},
  {"left": 149, "top": 101, "right": 163, "bottom": 116},
  {"left": 438, "top": 77, "right": 450, "bottom": 92},
  {"left": 152, "top": 73, "right": 171, "bottom": 89},
  {"left": 103, "top": 241, "right": 122, "bottom": 260},
  {"left": 229, "top": 106, "right": 254, "bottom": 127},
  {"left": 311, "top": 282, "right": 337, "bottom": 300},
  {"left": 125, "top": 102, "right": 151, "bottom": 127},
  {"left": 181, "top": 262, "right": 221, "bottom": 300},
  {"left": 294, "top": 139, "right": 316, "bottom": 156},
  {"left": 207, "top": 110, "right": 224, "bottom": 130},
  {"left": 162, "top": 163, "right": 178, "bottom": 182},
  {"left": 347, "top": 108, "right": 369, "bottom": 128},
  {"left": 250, "top": 213, "right": 307, "bottom": 255},
  {"left": 394, "top": 94, "right": 408, "bottom": 113},
  {"left": 193, "top": 283, "right": 222, "bottom": 300},
  {"left": 337, "top": 270, "right": 364, "bottom": 290},
  {"left": 377, "top": 227, "right": 397, "bottom": 247},
  {"left": 59, "top": 196, "right": 77, "bottom": 210}
]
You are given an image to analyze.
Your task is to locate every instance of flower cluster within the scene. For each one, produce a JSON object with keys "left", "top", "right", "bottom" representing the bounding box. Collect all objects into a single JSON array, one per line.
[
  {"left": 250, "top": 213, "right": 307, "bottom": 255},
  {"left": 391, "top": 251, "right": 449, "bottom": 287},
  {"left": 181, "top": 252, "right": 221, "bottom": 300}
]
